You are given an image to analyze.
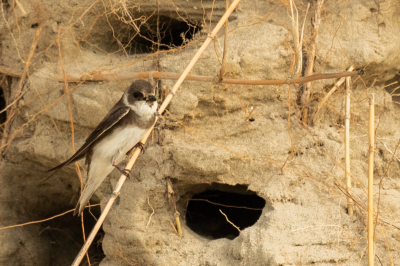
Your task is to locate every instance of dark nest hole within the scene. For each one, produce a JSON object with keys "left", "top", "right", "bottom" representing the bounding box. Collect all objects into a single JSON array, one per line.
[
  {"left": 384, "top": 74, "right": 400, "bottom": 105},
  {"left": 40, "top": 203, "right": 104, "bottom": 265},
  {"left": 0, "top": 87, "right": 6, "bottom": 127},
  {"left": 113, "top": 15, "right": 201, "bottom": 54},
  {"left": 185, "top": 184, "right": 266, "bottom": 240}
]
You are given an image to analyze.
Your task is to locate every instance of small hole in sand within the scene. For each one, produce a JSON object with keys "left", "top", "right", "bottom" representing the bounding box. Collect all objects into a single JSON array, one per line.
[
  {"left": 186, "top": 185, "right": 265, "bottom": 240},
  {"left": 109, "top": 15, "right": 201, "bottom": 54}
]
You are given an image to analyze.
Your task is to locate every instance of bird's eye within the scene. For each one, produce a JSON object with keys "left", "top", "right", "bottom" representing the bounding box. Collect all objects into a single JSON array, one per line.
[{"left": 133, "top": 92, "right": 141, "bottom": 99}]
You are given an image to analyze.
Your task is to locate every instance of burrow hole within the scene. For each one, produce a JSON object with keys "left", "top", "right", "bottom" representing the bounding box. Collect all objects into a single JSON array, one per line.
[
  {"left": 185, "top": 184, "right": 266, "bottom": 240},
  {"left": 40, "top": 197, "right": 104, "bottom": 265},
  {"left": 384, "top": 74, "right": 400, "bottom": 104},
  {"left": 109, "top": 14, "right": 202, "bottom": 54}
]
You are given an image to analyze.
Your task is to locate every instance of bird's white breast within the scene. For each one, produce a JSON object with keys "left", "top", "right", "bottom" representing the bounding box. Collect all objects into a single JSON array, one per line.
[{"left": 93, "top": 125, "right": 148, "bottom": 164}]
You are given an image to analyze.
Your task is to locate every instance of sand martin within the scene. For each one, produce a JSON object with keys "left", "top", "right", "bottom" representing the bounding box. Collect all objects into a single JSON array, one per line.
[{"left": 47, "top": 80, "right": 158, "bottom": 216}]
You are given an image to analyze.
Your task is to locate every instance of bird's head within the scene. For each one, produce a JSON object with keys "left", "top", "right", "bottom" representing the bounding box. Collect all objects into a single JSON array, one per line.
[{"left": 124, "top": 80, "right": 157, "bottom": 108}]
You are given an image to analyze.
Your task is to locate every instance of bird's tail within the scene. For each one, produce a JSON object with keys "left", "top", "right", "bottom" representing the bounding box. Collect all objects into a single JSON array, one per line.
[
  {"left": 44, "top": 149, "right": 86, "bottom": 182},
  {"left": 43, "top": 161, "right": 71, "bottom": 182},
  {"left": 73, "top": 178, "right": 103, "bottom": 216}
]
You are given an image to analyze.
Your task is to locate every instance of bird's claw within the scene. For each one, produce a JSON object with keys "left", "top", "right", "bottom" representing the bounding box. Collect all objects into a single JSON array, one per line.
[
  {"left": 112, "top": 162, "right": 130, "bottom": 178},
  {"left": 126, "top": 142, "right": 146, "bottom": 156},
  {"left": 135, "top": 142, "right": 146, "bottom": 154}
]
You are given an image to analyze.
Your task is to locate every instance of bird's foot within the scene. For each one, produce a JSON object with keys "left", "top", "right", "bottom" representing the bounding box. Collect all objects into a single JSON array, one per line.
[
  {"left": 135, "top": 142, "right": 146, "bottom": 154},
  {"left": 126, "top": 142, "right": 146, "bottom": 156},
  {"left": 112, "top": 161, "right": 130, "bottom": 178}
]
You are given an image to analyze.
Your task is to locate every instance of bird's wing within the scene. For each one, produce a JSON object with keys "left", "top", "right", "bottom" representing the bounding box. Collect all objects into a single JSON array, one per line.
[{"left": 45, "top": 106, "right": 131, "bottom": 178}]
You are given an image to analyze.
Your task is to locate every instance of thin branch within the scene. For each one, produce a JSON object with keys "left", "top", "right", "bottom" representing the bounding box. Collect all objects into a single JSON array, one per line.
[
  {"left": 312, "top": 66, "right": 354, "bottom": 120},
  {"left": 0, "top": 86, "right": 29, "bottom": 115},
  {"left": 288, "top": 0, "right": 300, "bottom": 75},
  {"left": 345, "top": 76, "right": 353, "bottom": 216},
  {"left": 52, "top": 70, "right": 362, "bottom": 85},
  {"left": 188, "top": 198, "right": 263, "bottom": 211},
  {"left": 219, "top": 209, "right": 241, "bottom": 232},
  {"left": 174, "top": 211, "right": 182, "bottom": 238},
  {"left": 368, "top": 94, "right": 375, "bottom": 265},
  {"left": 15, "top": 0, "right": 26, "bottom": 14},
  {"left": 288, "top": 0, "right": 309, "bottom": 76},
  {"left": 168, "top": 220, "right": 179, "bottom": 236},
  {"left": 300, "top": 0, "right": 325, "bottom": 125},
  {"left": 146, "top": 196, "right": 155, "bottom": 228},
  {"left": 218, "top": 0, "right": 229, "bottom": 81},
  {"left": 0, "top": 204, "right": 100, "bottom": 231}
]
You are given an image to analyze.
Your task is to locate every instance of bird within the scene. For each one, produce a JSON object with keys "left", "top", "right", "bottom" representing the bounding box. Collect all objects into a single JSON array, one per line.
[{"left": 46, "top": 80, "right": 158, "bottom": 216}]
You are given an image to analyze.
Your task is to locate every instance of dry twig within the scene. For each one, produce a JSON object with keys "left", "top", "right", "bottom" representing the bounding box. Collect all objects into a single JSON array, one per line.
[
  {"left": 174, "top": 211, "right": 182, "bottom": 238},
  {"left": 218, "top": 0, "right": 229, "bottom": 81},
  {"left": 345, "top": 76, "right": 353, "bottom": 216},
  {"left": 146, "top": 196, "right": 155, "bottom": 228},
  {"left": 219, "top": 209, "right": 241, "bottom": 233},
  {"left": 300, "top": 0, "right": 324, "bottom": 125},
  {"left": 0, "top": 204, "right": 100, "bottom": 231},
  {"left": 53, "top": 70, "right": 361, "bottom": 85},
  {"left": 368, "top": 94, "right": 375, "bottom": 265},
  {"left": 288, "top": 0, "right": 309, "bottom": 76},
  {"left": 312, "top": 66, "right": 354, "bottom": 120},
  {"left": 189, "top": 199, "right": 263, "bottom": 210}
]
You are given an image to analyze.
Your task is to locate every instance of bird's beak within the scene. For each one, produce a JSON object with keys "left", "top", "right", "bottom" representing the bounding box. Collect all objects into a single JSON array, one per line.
[{"left": 146, "top": 95, "right": 157, "bottom": 102}]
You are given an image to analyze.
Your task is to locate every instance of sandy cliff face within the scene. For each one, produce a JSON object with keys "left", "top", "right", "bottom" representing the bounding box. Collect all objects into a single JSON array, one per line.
[{"left": 1, "top": 0, "right": 400, "bottom": 265}]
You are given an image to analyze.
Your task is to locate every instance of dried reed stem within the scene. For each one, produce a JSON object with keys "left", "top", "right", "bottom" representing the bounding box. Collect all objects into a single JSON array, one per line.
[
  {"left": 0, "top": 204, "right": 100, "bottom": 231},
  {"left": 368, "top": 94, "right": 375, "bottom": 266},
  {"left": 218, "top": 0, "right": 229, "bottom": 81},
  {"left": 174, "top": 211, "right": 182, "bottom": 238},
  {"left": 312, "top": 66, "right": 354, "bottom": 119},
  {"left": 345, "top": 76, "right": 353, "bottom": 216},
  {"left": 169, "top": 220, "right": 179, "bottom": 236},
  {"left": 288, "top": 0, "right": 300, "bottom": 75},
  {"left": 288, "top": 0, "right": 309, "bottom": 76},
  {"left": 15, "top": 0, "right": 26, "bottom": 14},
  {"left": 53, "top": 70, "right": 361, "bottom": 85},
  {"left": 301, "top": 0, "right": 324, "bottom": 125},
  {"left": 70, "top": 1, "right": 242, "bottom": 264}
]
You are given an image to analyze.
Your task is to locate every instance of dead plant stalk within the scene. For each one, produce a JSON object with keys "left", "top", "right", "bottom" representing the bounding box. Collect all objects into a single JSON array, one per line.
[
  {"left": 345, "top": 76, "right": 353, "bottom": 216},
  {"left": 301, "top": 0, "right": 324, "bottom": 125},
  {"left": 52, "top": 70, "right": 361, "bottom": 85},
  {"left": 313, "top": 66, "right": 354, "bottom": 120},
  {"left": 70, "top": 0, "right": 243, "bottom": 265},
  {"left": 288, "top": 0, "right": 309, "bottom": 76},
  {"left": 368, "top": 94, "right": 375, "bottom": 266},
  {"left": 218, "top": 0, "right": 229, "bottom": 81}
]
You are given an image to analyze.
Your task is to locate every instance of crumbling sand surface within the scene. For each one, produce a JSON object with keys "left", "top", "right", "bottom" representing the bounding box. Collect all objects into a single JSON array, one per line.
[{"left": 1, "top": 0, "right": 400, "bottom": 265}]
